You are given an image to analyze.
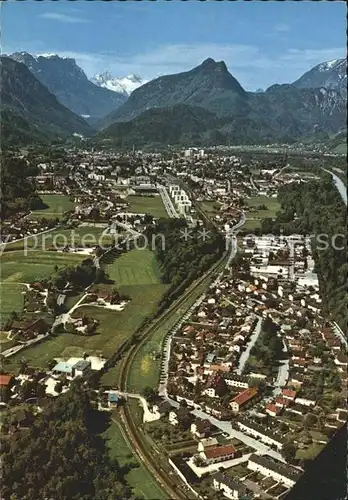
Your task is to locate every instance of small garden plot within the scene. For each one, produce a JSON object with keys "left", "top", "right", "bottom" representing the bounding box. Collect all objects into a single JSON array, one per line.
[
  {"left": 224, "top": 464, "right": 250, "bottom": 479},
  {"left": 261, "top": 476, "right": 278, "bottom": 490},
  {"left": 267, "top": 483, "right": 289, "bottom": 497}
]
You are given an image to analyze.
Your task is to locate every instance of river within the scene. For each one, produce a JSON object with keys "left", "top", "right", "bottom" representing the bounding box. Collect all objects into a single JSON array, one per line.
[{"left": 322, "top": 168, "right": 347, "bottom": 206}]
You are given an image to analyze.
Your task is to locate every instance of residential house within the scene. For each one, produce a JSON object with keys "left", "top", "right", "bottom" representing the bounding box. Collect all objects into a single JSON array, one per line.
[
  {"left": 295, "top": 397, "right": 316, "bottom": 407},
  {"left": 200, "top": 444, "right": 236, "bottom": 465},
  {"left": 202, "top": 374, "right": 228, "bottom": 398},
  {"left": 230, "top": 387, "right": 258, "bottom": 413},
  {"left": 74, "top": 360, "right": 91, "bottom": 377},
  {"left": 212, "top": 472, "right": 247, "bottom": 499},
  {"left": 0, "top": 374, "right": 13, "bottom": 390},
  {"left": 152, "top": 400, "right": 173, "bottom": 417},
  {"left": 223, "top": 374, "right": 249, "bottom": 389},
  {"left": 282, "top": 388, "right": 297, "bottom": 401},
  {"left": 108, "top": 393, "right": 120, "bottom": 408},
  {"left": 197, "top": 437, "right": 218, "bottom": 452},
  {"left": 190, "top": 419, "right": 212, "bottom": 439},
  {"left": 52, "top": 361, "right": 75, "bottom": 378},
  {"left": 266, "top": 403, "right": 282, "bottom": 417}
]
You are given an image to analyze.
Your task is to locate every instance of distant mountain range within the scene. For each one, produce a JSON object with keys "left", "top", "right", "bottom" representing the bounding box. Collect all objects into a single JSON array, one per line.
[
  {"left": 99, "top": 58, "right": 247, "bottom": 128},
  {"left": 99, "top": 58, "right": 346, "bottom": 146},
  {"left": 91, "top": 72, "right": 146, "bottom": 96},
  {"left": 9, "top": 52, "right": 126, "bottom": 120},
  {"left": 2, "top": 53, "right": 347, "bottom": 147},
  {"left": 1, "top": 56, "right": 92, "bottom": 145}
]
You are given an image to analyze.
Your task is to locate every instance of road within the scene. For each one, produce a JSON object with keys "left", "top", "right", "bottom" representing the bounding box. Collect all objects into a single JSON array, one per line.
[
  {"left": 162, "top": 394, "right": 284, "bottom": 462},
  {"left": 226, "top": 211, "right": 246, "bottom": 268},
  {"left": 236, "top": 316, "right": 263, "bottom": 375},
  {"left": 110, "top": 220, "right": 142, "bottom": 238},
  {"left": 2, "top": 333, "right": 50, "bottom": 358},
  {"left": 0, "top": 226, "right": 59, "bottom": 248},
  {"left": 272, "top": 339, "right": 290, "bottom": 396},
  {"left": 53, "top": 291, "right": 89, "bottom": 327}
]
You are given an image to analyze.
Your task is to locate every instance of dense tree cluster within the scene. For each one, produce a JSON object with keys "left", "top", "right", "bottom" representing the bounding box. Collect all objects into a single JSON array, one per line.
[
  {"left": 1, "top": 384, "right": 133, "bottom": 500},
  {"left": 260, "top": 174, "right": 347, "bottom": 330},
  {"left": 0, "top": 155, "right": 44, "bottom": 219},
  {"left": 145, "top": 218, "right": 225, "bottom": 307},
  {"left": 251, "top": 316, "right": 284, "bottom": 365},
  {"left": 51, "top": 258, "right": 108, "bottom": 291}
]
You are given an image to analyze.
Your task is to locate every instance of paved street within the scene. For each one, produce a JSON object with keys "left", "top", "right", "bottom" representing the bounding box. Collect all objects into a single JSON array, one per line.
[{"left": 236, "top": 316, "right": 262, "bottom": 375}]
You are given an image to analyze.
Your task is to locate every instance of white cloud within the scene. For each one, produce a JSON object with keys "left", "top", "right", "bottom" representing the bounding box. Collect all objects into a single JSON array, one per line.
[
  {"left": 274, "top": 23, "right": 290, "bottom": 33},
  {"left": 5, "top": 42, "right": 345, "bottom": 90},
  {"left": 39, "top": 12, "right": 90, "bottom": 24}
]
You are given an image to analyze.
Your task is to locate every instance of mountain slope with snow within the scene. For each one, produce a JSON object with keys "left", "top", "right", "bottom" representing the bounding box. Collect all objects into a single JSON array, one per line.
[
  {"left": 9, "top": 52, "right": 127, "bottom": 119},
  {"left": 91, "top": 72, "right": 147, "bottom": 96},
  {"left": 292, "top": 58, "right": 346, "bottom": 97}
]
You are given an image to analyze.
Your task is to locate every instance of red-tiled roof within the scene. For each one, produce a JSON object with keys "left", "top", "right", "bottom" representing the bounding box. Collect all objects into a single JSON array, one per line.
[
  {"left": 204, "top": 444, "right": 236, "bottom": 459},
  {"left": 266, "top": 403, "right": 281, "bottom": 415},
  {"left": 0, "top": 375, "right": 12, "bottom": 386},
  {"left": 232, "top": 387, "right": 258, "bottom": 406},
  {"left": 275, "top": 397, "right": 290, "bottom": 407},
  {"left": 282, "top": 388, "right": 296, "bottom": 399}
]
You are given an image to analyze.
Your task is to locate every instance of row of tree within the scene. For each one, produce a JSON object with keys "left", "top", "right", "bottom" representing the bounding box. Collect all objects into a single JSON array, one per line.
[{"left": 145, "top": 218, "right": 225, "bottom": 309}]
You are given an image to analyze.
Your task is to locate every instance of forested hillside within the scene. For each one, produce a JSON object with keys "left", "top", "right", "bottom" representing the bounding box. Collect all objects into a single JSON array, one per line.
[{"left": 1, "top": 384, "right": 133, "bottom": 500}]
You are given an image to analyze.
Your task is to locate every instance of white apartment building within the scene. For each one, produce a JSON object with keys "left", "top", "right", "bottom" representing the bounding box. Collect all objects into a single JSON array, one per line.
[{"left": 247, "top": 454, "right": 301, "bottom": 488}]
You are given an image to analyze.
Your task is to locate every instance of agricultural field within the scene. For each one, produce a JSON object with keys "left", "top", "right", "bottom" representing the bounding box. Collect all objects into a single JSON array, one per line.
[
  {"left": 0, "top": 251, "right": 84, "bottom": 284},
  {"left": 104, "top": 419, "right": 167, "bottom": 499},
  {"left": 126, "top": 195, "right": 167, "bottom": 218},
  {"left": 6, "top": 249, "right": 168, "bottom": 369},
  {"left": 198, "top": 200, "right": 221, "bottom": 216},
  {"left": 30, "top": 194, "right": 74, "bottom": 220},
  {"left": 0, "top": 283, "right": 27, "bottom": 325},
  {"left": 116, "top": 257, "right": 223, "bottom": 393},
  {"left": 245, "top": 195, "right": 280, "bottom": 218},
  {"left": 105, "top": 247, "right": 163, "bottom": 286},
  {"left": 243, "top": 195, "right": 281, "bottom": 230}
]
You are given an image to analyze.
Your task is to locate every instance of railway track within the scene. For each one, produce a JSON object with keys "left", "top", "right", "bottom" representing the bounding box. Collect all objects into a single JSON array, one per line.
[
  {"left": 118, "top": 253, "right": 227, "bottom": 499},
  {"left": 120, "top": 405, "right": 187, "bottom": 500},
  {"left": 117, "top": 202, "right": 229, "bottom": 499}
]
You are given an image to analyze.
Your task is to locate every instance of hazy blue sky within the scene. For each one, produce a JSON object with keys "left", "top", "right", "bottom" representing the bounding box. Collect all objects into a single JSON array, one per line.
[{"left": 2, "top": 0, "right": 346, "bottom": 89}]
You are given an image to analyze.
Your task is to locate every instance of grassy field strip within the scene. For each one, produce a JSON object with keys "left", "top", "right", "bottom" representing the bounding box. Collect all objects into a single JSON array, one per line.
[
  {"left": 126, "top": 195, "right": 168, "bottom": 219},
  {"left": 104, "top": 418, "right": 167, "bottom": 500},
  {"left": 0, "top": 251, "right": 84, "bottom": 283},
  {"left": 0, "top": 283, "right": 28, "bottom": 326},
  {"left": 30, "top": 194, "right": 74, "bottom": 220}
]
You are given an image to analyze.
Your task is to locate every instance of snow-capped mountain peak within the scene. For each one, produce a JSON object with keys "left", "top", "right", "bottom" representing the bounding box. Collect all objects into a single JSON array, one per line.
[
  {"left": 318, "top": 59, "right": 342, "bottom": 72},
  {"left": 91, "top": 72, "right": 147, "bottom": 96}
]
